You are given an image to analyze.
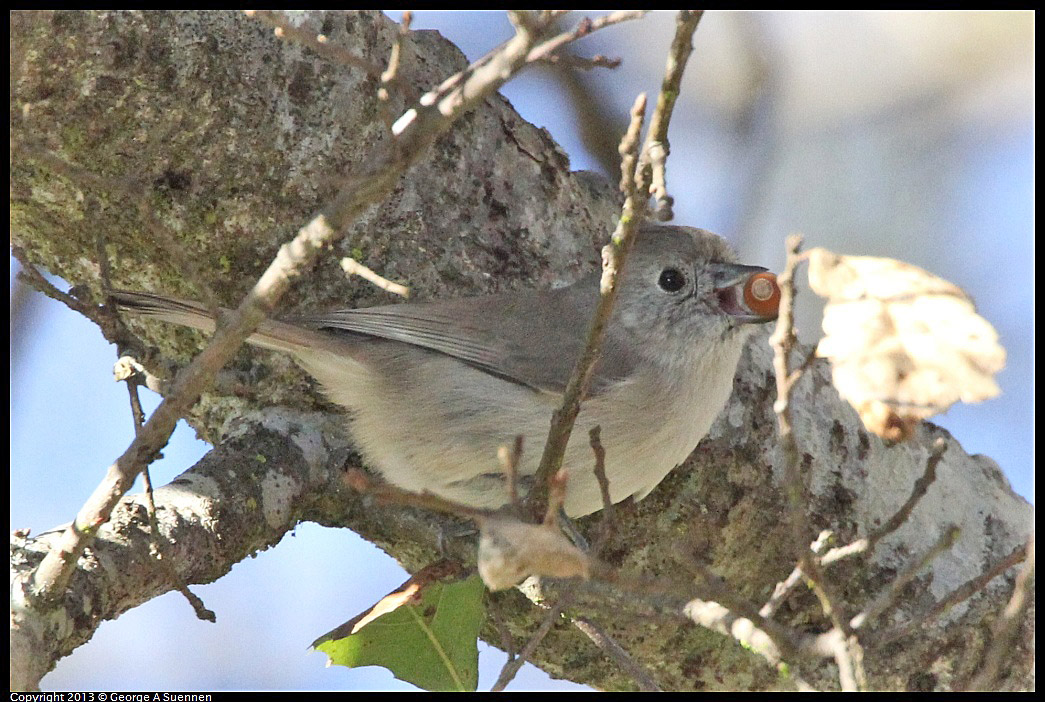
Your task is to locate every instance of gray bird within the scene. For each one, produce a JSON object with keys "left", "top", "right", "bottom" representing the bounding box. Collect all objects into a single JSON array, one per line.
[{"left": 114, "top": 224, "right": 778, "bottom": 516}]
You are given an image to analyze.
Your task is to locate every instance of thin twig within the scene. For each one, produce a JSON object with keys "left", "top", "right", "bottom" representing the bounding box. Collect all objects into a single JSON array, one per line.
[
  {"left": 378, "top": 11, "right": 413, "bottom": 132},
  {"left": 13, "top": 252, "right": 95, "bottom": 317},
  {"left": 637, "top": 10, "right": 704, "bottom": 221},
  {"left": 13, "top": 246, "right": 156, "bottom": 375},
  {"left": 496, "top": 19, "right": 697, "bottom": 689},
  {"left": 543, "top": 470, "right": 569, "bottom": 527},
  {"left": 769, "top": 237, "right": 817, "bottom": 578},
  {"left": 340, "top": 257, "right": 410, "bottom": 298},
  {"left": 539, "top": 53, "right": 622, "bottom": 70},
  {"left": 966, "top": 532, "right": 1034, "bottom": 691},
  {"left": 761, "top": 530, "right": 833, "bottom": 618},
  {"left": 572, "top": 617, "right": 662, "bottom": 691},
  {"left": 870, "top": 541, "right": 1029, "bottom": 646},
  {"left": 488, "top": 600, "right": 518, "bottom": 662},
  {"left": 682, "top": 598, "right": 791, "bottom": 668},
  {"left": 12, "top": 247, "right": 99, "bottom": 321},
  {"left": 527, "top": 91, "right": 648, "bottom": 514},
  {"left": 547, "top": 55, "right": 629, "bottom": 176},
  {"left": 819, "top": 438, "right": 947, "bottom": 567},
  {"left": 850, "top": 525, "right": 961, "bottom": 631},
  {"left": 535, "top": 429, "right": 657, "bottom": 691},
  {"left": 680, "top": 559, "right": 802, "bottom": 662},
  {"left": 588, "top": 426, "right": 615, "bottom": 551},
  {"left": 124, "top": 367, "right": 215, "bottom": 622},
  {"left": 380, "top": 11, "right": 412, "bottom": 95},
  {"left": 865, "top": 438, "right": 947, "bottom": 549},
  {"left": 523, "top": 11, "right": 646, "bottom": 65},
  {"left": 490, "top": 591, "right": 576, "bottom": 691},
  {"left": 578, "top": 571, "right": 831, "bottom": 669},
  {"left": 391, "top": 11, "right": 646, "bottom": 141},
  {"left": 344, "top": 469, "right": 494, "bottom": 522},
  {"left": 563, "top": 571, "right": 861, "bottom": 677},
  {"left": 769, "top": 235, "right": 809, "bottom": 544},
  {"left": 769, "top": 234, "right": 861, "bottom": 689}
]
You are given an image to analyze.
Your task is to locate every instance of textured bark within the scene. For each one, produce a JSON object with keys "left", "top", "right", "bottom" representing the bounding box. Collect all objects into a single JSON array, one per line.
[{"left": 10, "top": 10, "right": 1032, "bottom": 692}]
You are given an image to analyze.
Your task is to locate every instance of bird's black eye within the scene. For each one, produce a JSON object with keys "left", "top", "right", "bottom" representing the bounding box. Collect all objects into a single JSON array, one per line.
[{"left": 658, "top": 267, "right": 687, "bottom": 292}]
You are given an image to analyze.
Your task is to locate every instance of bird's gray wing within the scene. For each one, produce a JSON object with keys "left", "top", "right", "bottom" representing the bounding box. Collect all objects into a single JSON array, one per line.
[{"left": 289, "top": 276, "right": 639, "bottom": 394}]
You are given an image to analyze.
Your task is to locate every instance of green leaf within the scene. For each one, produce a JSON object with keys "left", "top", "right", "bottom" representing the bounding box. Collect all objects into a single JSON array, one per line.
[{"left": 313, "top": 573, "right": 485, "bottom": 691}]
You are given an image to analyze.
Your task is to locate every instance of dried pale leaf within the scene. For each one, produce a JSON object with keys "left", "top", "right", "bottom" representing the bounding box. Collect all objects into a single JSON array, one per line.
[
  {"left": 807, "top": 248, "right": 1005, "bottom": 440},
  {"left": 807, "top": 248, "right": 969, "bottom": 302},
  {"left": 477, "top": 516, "right": 590, "bottom": 591}
]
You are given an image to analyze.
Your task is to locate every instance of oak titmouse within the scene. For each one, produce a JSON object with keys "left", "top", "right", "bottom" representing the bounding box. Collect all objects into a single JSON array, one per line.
[{"left": 114, "top": 224, "right": 779, "bottom": 516}]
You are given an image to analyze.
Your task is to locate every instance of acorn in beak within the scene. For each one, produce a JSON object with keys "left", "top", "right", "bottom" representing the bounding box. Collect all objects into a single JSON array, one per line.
[{"left": 709, "top": 263, "right": 781, "bottom": 323}]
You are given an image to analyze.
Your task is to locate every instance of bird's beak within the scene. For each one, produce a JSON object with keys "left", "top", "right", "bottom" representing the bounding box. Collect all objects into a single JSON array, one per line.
[{"left": 708, "top": 263, "right": 781, "bottom": 324}]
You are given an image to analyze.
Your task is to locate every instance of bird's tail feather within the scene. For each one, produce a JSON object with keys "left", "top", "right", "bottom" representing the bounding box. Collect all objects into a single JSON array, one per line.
[{"left": 110, "top": 290, "right": 345, "bottom": 357}]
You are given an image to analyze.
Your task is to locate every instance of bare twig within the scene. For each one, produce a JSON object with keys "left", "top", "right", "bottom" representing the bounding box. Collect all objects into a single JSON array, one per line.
[
  {"left": 769, "top": 235, "right": 809, "bottom": 544},
  {"left": 523, "top": 11, "right": 646, "bottom": 65},
  {"left": 30, "top": 207, "right": 344, "bottom": 601},
  {"left": 488, "top": 602, "right": 518, "bottom": 662},
  {"left": 769, "top": 234, "right": 861, "bottom": 689},
  {"left": 122, "top": 364, "right": 215, "bottom": 622},
  {"left": 966, "top": 533, "right": 1034, "bottom": 691},
  {"left": 340, "top": 257, "right": 410, "bottom": 298},
  {"left": 870, "top": 541, "right": 1029, "bottom": 647},
  {"left": 378, "top": 11, "right": 414, "bottom": 131},
  {"left": 850, "top": 525, "right": 961, "bottom": 631},
  {"left": 496, "top": 19, "right": 701, "bottom": 687},
  {"left": 573, "top": 574, "right": 833, "bottom": 676},
  {"left": 539, "top": 53, "right": 622, "bottom": 70},
  {"left": 344, "top": 469, "right": 494, "bottom": 522},
  {"left": 12, "top": 247, "right": 100, "bottom": 322},
  {"left": 528, "top": 10, "right": 699, "bottom": 511},
  {"left": 681, "top": 559, "right": 801, "bottom": 662},
  {"left": 544, "top": 470, "right": 570, "bottom": 526},
  {"left": 391, "top": 12, "right": 645, "bottom": 142},
  {"left": 819, "top": 438, "right": 947, "bottom": 567},
  {"left": 547, "top": 57, "right": 629, "bottom": 177},
  {"left": 13, "top": 246, "right": 158, "bottom": 382},
  {"left": 521, "top": 428, "right": 658, "bottom": 691},
  {"left": 761, "top": 530, "right": 833, "bottom": 618},
  {"left": 588, "top": 426, "right": 615, "bottom": 550},
  {"left": 528, "top": 91, "right": 648, "bottom": 513},
  {"left": 769, "top": 238, "right": 820, "bottom": 578},
  {"left": 572, "top": 617, "right": 662, "bottom": 691},
  {"left": 637, "top": 10, "right": 704, "bottom": 221},
  {"left": 490, "top": 591, "right": 576, "bottom": 691},
  {"left": 865, "top": 438, "right": 946, "bottom": 549},
  {"left": 380, "top": 11, "right": 412, "bottom": 96},
  {"left": 682, "top": 598, "right": 791, "bottom": 668}
]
